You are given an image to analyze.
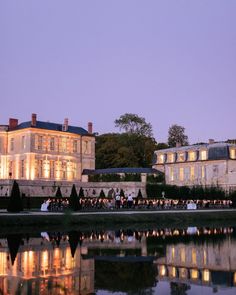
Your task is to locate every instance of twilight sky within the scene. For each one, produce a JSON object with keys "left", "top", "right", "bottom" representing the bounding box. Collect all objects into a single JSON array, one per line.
[{"left": 0, "top": 0, "right": 235, "bottom": 144}]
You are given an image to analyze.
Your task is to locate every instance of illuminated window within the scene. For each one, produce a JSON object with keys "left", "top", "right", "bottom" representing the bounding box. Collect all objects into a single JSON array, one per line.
[
  {"left": 50, "top": 161, "right": 55, "bottom": 178},
  {"left": 200, "top": 150, "right": 207, "bottom": 160},
  {"left": 62, "top": 162, "right": 67, "bottom": 179},
  {"left": 234, "top": 272, "right": 236, "bottom": 285},
  {"left": 50, "top": 138, "right": 55, "bottom": 151},
  {"left": 21, "top": 160, "right": 25, "bottom": 178},
  {"left": 201, "top": 166, "right": 205, "bottom": 179},
  {"left": 170, "top": 167, "right": 174, "bottom": 181},
  {"left": 191, "top": 269, "right": 198, "bottom": 280},
  {"left": 158, "top": 154, "right": 164, "bottom": 163},
  {"left": 10, "top": 138, "right": 14, "bottom": 151},
  {"left": 179, "top": 168, "right": 184, "bottom": 181},
  {"left": 177, "top": 152, "right": 185, "bottom": 162},
  {"left": 21, "top": 136, "right": 26, "bottom": 150},
  {"left": 188, "top": 151, "right": 196, "bottom": 161},
  {"left": 230, "top": 148, "right": 236, "bottom": 159},
  {"left": 84, "top": 141, "right": 89, "bottom": 154},
  {"left": 171, "top": 247, "right": 175, "bottom": 261},
  {"left": 73, "top": 140, "right": 78, "bottom": 153},
  {"left": 39, "top": 160, "right": 43, "bottom": 178},
  {"left": 62, "top": 138, "right": 67, "bottom": 152},
  {"left": 180, "top": 248, "right": 185, "bottom": 263},
  {"left": 38, "top": 136, "right": 43, "bottom": 150},
  {"left": 170, "top": 267, "right": 176, "bottom": 278},
  {"left": 203, "top": 269, "right": 210, "bottom": 282},
  {"left": 9, "top": 161, "right": 13, "bottom": 178},
  {"left": 179, "top": 268, "right": 188, "bottom": 279},
  {"left": 167, "top": 153, "right": 175, "bottom": 163},
  {"left": 192, "top": 248, "right": 197, "bottom": 265},
  {"left": 190, "top": 166, "right": 195, "bottom": 180},
  {"left": 159, "top": 265, "right": 166, "bottom": 276},
  {"left": 203, "top": 250, "right": 207, "bottom": 265}
]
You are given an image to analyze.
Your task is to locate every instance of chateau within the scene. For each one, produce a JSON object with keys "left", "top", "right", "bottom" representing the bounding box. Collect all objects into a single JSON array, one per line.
[
  {"left": 152, "top": 141, "right": 236, "bottom": 190},
  {"left": 0, "top": 114, "right": 95, "bottom": 182}
]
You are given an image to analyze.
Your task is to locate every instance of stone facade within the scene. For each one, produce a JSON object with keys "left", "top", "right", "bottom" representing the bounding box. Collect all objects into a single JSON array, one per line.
[
  {"left": 152, "top": 142, "right": 236, "bottom": 190},
  {"left": 0, "top": 114, "right": 95, "bottom": 182},
  {"left": 0, "top": 179, "right": 146, "bottom": 198}
]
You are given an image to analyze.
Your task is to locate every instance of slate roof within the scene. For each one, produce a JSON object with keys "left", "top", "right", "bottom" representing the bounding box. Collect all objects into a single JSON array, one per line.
[
  {"left": 11, "top": 121, "right": 90, "bottom": 136},
  {"left": 155, "top": 142, "right": 236, "bottom": 161},
  {"left": 82, "top": 167, "right": 163, "bottom": 175}
]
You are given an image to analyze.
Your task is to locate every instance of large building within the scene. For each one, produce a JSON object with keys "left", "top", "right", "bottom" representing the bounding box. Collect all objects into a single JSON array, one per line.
[
  {"left": 0, "top": 114, "right": 95, "bottom": 182},
  {"left": 152, "top": 141, "right": 236, "bottom": 190}
]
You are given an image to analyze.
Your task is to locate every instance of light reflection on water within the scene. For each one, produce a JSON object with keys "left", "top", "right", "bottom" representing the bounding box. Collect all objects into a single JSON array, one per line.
[{"left": 0, "top": 226, "right": 236, "bottom": 294}]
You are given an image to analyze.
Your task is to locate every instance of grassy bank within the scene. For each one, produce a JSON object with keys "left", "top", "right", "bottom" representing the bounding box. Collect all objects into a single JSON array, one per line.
[{"left": 1, "top": 210, "right": 236, "bottom": 232}]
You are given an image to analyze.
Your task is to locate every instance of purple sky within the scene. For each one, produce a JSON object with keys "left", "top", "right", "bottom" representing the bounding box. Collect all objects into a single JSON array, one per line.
[{"left": 0, "top": 0, "right": 236, "bottom": 143}]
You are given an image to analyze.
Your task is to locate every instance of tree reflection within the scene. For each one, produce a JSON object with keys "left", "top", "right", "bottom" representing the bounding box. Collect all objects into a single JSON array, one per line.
[
  {"left": 6, "top": 234, "right": 22, "bottom": 265},
  {"left": 68, "top": 231, "right": 83, "bottom": 258}
]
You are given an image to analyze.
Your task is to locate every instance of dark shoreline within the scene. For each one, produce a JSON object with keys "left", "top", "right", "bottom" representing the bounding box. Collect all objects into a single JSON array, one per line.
[{"left": 1, "top": 209, "right": 236, "bottom": 233}]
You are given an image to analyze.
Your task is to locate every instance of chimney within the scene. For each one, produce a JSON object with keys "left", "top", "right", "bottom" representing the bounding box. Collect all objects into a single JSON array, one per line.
[
  {"left": 9, "top": 118, "right": 18, "bottom": 130},
  {"left": 176, "top": 142, "right": 181, "bottom": 148},
  {"left": 31, "top": 113, "right": 37, "bottom": 127},
  {"left": 63, "top": 118, "right": 68, "bottom": 131},
  {"left": 209, "top": 139, "right": 214, "bottom": 144},
  {"left": 88, "top": 122, "right": 93, "bottom": 134}
]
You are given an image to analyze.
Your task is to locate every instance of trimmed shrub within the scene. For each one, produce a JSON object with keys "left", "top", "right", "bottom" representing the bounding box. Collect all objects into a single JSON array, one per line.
[
  {"left": 99, "top": 189, "right": 106, "bottom": 198},
  {"left": 69, "top": 184, "right": 80, "bottom": 211},
  {"left": 55, "top": 186, "right": 62, "bottom": 198},
  {"left": 7, "top": 180, "right": 23, "bottom": 212},
  {"left": 137, "top": 189, "right": 143, "bottom": 199},
  {"left": 79, "top": 187, "right": 84, "bottom": 198},
  {"left": 120, "top": 189, "right": 125, "bottom": 197}
]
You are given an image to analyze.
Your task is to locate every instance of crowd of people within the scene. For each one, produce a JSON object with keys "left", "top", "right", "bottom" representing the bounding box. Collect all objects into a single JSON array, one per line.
[
  {"left": 41, "top": 195, "right": 232, "bottom": 212},
  {"left": 40, "top": 198, "right": 70, "bottom": 212}
]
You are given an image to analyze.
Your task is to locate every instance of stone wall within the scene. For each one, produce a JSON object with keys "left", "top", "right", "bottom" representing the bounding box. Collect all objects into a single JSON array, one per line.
[{"left": 0, "top": 179, "right": 146, "bottom": 198}]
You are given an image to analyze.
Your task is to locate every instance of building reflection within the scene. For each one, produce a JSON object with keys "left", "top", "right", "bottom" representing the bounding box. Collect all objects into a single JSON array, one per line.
[
  {"left": 0, "top": 227, "right": 236, "bottom": 294},
  {"left": 0, "top": 233, "right": 94, "bottom": 295}
]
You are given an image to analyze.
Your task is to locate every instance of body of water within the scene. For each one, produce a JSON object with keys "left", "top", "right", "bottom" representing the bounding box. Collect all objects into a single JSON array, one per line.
[{"left": 0, "top": 225, "right": 236, "bottom": 294}]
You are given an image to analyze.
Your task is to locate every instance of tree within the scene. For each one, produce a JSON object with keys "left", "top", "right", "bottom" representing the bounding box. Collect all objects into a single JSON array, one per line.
[
  {"left": 79, "top": 187, "right": 84, "bottom": 198},
  {"left": 99, "top": 189, "right": 106, "bottom": 198},
  {"left": 156, "top": 142, "right": 169, "bottom": 150},
  {"left": 168, "top": 124, "right": 189, "bottom": 147},
  {"left": 115, "top": 113, "right": 153, "bottom": 137},
  {"left": 7, "top": 180, "right": 23, "bottom": 212},
  {"left": 96, "top": 133, "right": 157, "bottom": 168},
  {"left": 69, "top": 184, "right": 80, "bottom": 211},
  {"left": 137, "top": 189, "right": 143, "bottom": 199},
  {"left": 55, "top": 186, "right": 62, "bottom": 198}
]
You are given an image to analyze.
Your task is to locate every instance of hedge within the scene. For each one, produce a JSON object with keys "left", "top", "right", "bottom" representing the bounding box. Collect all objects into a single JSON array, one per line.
[{"left": 146, "top": 183, "right": 229, "bottom": 200}]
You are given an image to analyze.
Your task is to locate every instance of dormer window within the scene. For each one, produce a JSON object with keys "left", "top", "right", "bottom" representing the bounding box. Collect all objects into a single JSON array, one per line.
[
  {"left": 177, "top": 152, "right": 185, "bottom": 162},
  {"left": 167, "top": 153, "right": 175, "bottom": 163},
  {"left": 188, "top": 151, "right": 196, "bottom": 161},
  {"left": 230, "top": 148, "right": 236, "bottom": 159},
  {"left": 158, "top": 154, "right": 165, "bottom": 164},
  {"left": 200, "top": 150, "right": 207, "bottom": 161}
]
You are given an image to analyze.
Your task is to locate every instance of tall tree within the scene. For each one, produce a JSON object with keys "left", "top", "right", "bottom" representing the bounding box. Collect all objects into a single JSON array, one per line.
[
  {"left": 168, "top": 124, "right": 189, "bottom": 147},
  {"left": 95, "top": 133, "right": 157, "bottom": 168},
  {"left": 114, "top": 113, "right": 153, "bottom": 137},
  {"left": 7, "top": 180, "right": 23, "bottom": 212}
]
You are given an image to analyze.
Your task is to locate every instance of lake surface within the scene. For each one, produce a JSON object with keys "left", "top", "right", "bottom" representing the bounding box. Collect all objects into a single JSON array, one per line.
[{"left": 0, "top": 225, "right": 236, "bottom": 294}]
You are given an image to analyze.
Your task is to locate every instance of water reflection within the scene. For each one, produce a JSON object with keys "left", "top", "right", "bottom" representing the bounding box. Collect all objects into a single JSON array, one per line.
[{"left": 0, "top": 226, "right": 235, "bottom": 294}]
